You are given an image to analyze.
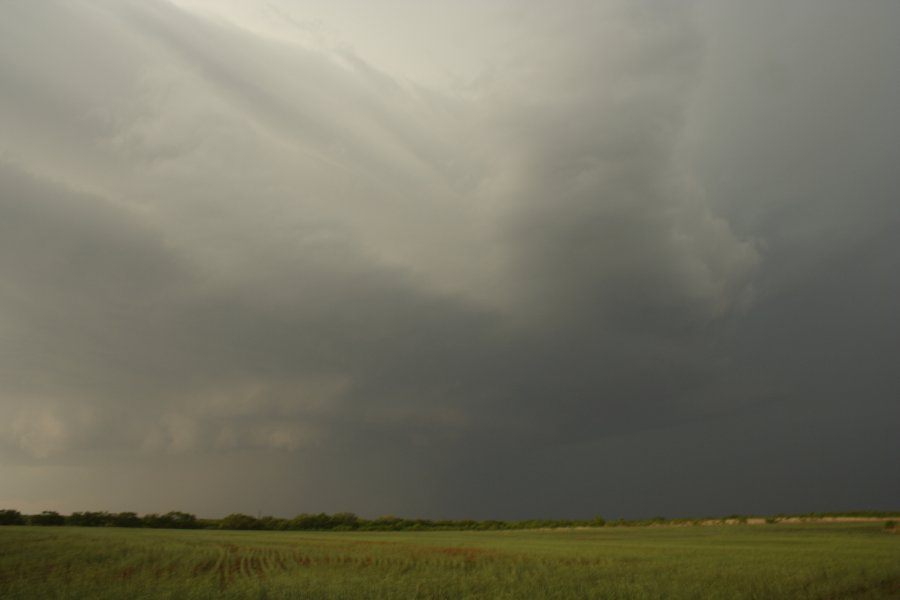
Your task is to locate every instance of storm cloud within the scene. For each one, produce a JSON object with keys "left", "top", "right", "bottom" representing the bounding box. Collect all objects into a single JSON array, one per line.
[{"left": 1, "top": 0, "right": 897, "bottom": 520}]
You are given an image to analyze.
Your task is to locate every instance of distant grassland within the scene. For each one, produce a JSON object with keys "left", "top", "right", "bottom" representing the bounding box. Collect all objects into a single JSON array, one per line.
[{"left": 1, "top": 523, "right": 898, "bottom": 599}]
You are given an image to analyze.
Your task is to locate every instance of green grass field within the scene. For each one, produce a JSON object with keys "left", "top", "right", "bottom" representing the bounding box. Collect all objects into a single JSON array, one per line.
[{"left": 1, "top": 523, "right": 898, "bottom": 599}]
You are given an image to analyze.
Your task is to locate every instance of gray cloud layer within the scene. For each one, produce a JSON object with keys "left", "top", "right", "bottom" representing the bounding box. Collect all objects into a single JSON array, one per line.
[{"left": 1, "top": 0, "right": 898, "bottom": 519}]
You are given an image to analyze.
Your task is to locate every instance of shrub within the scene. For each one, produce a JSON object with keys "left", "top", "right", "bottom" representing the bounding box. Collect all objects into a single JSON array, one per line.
[
  {"left": 330, "top": 512, "right": 360, "bottom": 530},
  {"left": 259, "top": 516, "right": 289, "bottom": 530},
  {"left": 166, "top": 512, "right": 200, "bottom": 529},
  {"left": 0, "top": 509, "right": 25, "bottom": 525},
  {"left": 29, "top": 511, "right": 65, "bottom": 526},
  {"left": 68, "top": 511, "right": 114, "bottom": 527},
  {"left": 220, "top": 513, "right": 262, "bottom": 530},
  {"left": 112, "top": 512, "right": 143, "bottom": 528},
  {"left": 142, "top": 511, "right": 200, "bottom": 529}
]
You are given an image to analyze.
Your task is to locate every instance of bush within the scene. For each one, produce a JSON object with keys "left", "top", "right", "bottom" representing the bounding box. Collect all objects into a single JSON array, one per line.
[
  {"left": 166, "top": 511, "right": 200, "bottom": 529},
  {"left": 220, "top": 513, "right": 262, "bottom": 530},
  {"left": 112, "top": 512, "right": 143, "bottom": 528},
  {"left": 330, "top": 512, "right": 360, "bottom": 530},
  {"left": 289, "top": 513, "right": 338, "bottom": 530},
  {"left": 142, "top": 511, "right": 200, "bottom": 529},
  {"left": 259, "top": 516, "right": 289, "bottom": 530},
  {"left": 68, "top": 511, "right": 115, "bottom": 527},
  {"left": 29, "top": 511, "right": 65, "bottom": 526},
  {"left": 0, "top": 509, "right": 25, "bottom": 525},
  {"left": 885, "top": 520, "right": 897, "bottom": 531}
]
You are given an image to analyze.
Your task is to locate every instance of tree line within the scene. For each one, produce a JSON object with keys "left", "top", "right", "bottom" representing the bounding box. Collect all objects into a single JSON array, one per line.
[
  {"left": 1, "top": 509, "right": 897, "bottom": 531},
  {"left": 0, "top": 509, "right": 606, "bottom": 531},
  {"left": 0, "top": 510, "right": 202, "bottom": 529}
]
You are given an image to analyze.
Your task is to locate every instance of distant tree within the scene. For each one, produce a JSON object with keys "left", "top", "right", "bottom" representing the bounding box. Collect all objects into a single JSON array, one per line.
[
  {"left": 259, "top": 516, "right": 288, "bottom": 531},
  {"left": 330, "top": 512, "right": 360, "bottom": 531},
  {"left": 592, "top": 516, "right": 606, "bottom": 527},
  {"left": 288, "top": 513, "right": 315, "bottom": 530},
  {"left": 0, "top": 509, "right": 25, "bottom": 525},
  {"left": 368, "top": 516, "right": 404, "bottom": 531},
  {"left": 220, "top": 513, "right": 262, "bottom": 530},
  {"left": 165, "top": 511, "right": 200, "bottom": 529},
  {"left": 302, "top": 513, "right": 336, "bottom": 530},
  {"left": 140, "top": 511, "right": 199, "bottom": 529},
  {"left": 287, "top": 512, "right": 335, "bottom": 530},
  {"left": 68, "top": 511, "right": 116, "bottom": 527},
  {"left": 141, "top": 513, "right": 166, "bottom": 528},
  {"left": 112, "top": 512, "right": 143, "bottom": 528},
  {"left": 29, "top": 511, "right": 65, "bottom": 526}
]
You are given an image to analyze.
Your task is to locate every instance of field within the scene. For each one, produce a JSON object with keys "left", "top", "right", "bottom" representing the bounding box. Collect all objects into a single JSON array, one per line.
[{"left": 1, "top": 523, "right": 898, "bottom": 599}]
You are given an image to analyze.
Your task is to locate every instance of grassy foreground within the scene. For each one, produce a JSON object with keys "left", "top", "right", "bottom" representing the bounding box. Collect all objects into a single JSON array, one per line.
[{"left": 1, "top": 523, "right": 898, "bottom": 599}]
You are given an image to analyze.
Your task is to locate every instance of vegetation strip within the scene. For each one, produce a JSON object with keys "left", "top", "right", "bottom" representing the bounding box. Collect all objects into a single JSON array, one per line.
[{"left": 2, "top": 508, "right": 898, "bottom": 531}]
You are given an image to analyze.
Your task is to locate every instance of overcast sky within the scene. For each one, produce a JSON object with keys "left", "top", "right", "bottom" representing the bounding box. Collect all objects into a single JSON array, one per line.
[{"left": 1, "top": 0, "right": 898, "bottom": 520}]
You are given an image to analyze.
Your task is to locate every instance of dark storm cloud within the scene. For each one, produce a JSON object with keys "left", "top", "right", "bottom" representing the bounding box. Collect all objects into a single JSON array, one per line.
[
  {"left": 0, "top": 158, "right": 497, "bottom": 462},
  {"left": 1, "top": 0, "right": 897, "bottom": 518},
  {"left": 688, "top": 0, "right": 900, "bottom": 411}
]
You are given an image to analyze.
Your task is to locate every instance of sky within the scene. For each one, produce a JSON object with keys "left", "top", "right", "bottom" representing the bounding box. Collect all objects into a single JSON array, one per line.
[{"left": 1, "top": 0, "right": 898, "bottom": 521}]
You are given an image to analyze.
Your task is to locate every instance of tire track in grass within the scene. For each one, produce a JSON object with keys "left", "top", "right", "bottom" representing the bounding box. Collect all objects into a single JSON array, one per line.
[
  {"left": 190, "top": 550, "right": 218, "bottom": 578},
  {"left": 267, "top": 547, "right": 280, "bottom": 575},
  {"left": 294, "top": 550, "right": 311, "bottom": 567},
  {"left": 220, "top": 544, "right": 241, "bottom": 585},
  {"left": 249, "top": 547, "right": 264, "bottom": 578},
  {"left": 239, "top": 548, "right": 250, "bottom": 580},
  {"left": 273, "top": 548, "right": 288, "bottom": 572},
  {"left": 260, "top": 547, "right": 272, "bottom": 577},
  {"left": 270, "top": 548, "right": 283, "bottom": 572},
  {"left": 209, "top": 543, "right": 226, "bottom": 583}
]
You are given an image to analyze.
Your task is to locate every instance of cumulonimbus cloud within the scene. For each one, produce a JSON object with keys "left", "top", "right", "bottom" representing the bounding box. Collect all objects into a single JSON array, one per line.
[{"left": 2, "top": 0, "right": 896, "bottom": 519}]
